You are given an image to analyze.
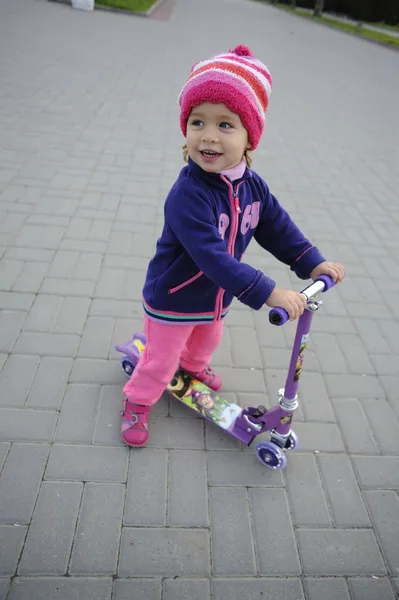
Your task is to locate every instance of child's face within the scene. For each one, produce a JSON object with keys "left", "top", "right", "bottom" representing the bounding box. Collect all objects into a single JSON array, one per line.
[{"left": 186, "top": 102, "right": 249, "bottom": 173}]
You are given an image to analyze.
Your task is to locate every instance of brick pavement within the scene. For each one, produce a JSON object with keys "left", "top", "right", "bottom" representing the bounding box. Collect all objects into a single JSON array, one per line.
[{"left": 0, "top": 0, "right": 399, "bottom": 597}]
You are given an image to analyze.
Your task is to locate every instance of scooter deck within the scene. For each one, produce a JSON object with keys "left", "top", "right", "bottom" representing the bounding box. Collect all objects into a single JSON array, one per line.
[{"left": 167, "top": 369, "right": 243, "bottom": 433}]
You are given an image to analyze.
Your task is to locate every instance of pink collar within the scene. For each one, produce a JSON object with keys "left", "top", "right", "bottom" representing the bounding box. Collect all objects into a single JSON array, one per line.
[{"left": 219, "top": 159, "right": 246, "bottom": 181}]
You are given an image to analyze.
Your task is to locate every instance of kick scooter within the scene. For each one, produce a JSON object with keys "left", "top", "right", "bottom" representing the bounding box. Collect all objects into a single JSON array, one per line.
[{"left": 116, "top": 275, "right": 335, "bottom": 469}]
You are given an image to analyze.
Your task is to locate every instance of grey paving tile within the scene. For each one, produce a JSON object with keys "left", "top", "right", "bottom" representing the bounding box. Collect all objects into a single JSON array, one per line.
[
  {"left": 70, "top": 483, "right": 125, "bottom": 575},
  {"left": 118, "top": 528, "right": 210, "bottom": 577},
  {"left": 45, "top": 444, "right": 128, "bottom": 482},
  {"left": 124, "top": 449, "right": 167, "bottom": 526},
  {"left": 211, "top": 578, "right": 304, "bottom": 600},
  {"left": 7, "top": 577, "right": 113, "bottom": 600},
  {"left": 304, "top": 578, "right": 351, "bottom": 600},
  {"left": 296, "top": 529, "right": 387, "bottom": 575},
  {"left": 0, "top": 525, "right": 27, "bottom": 576},
  {"left": 210, "top": 487, "right": 256, "bottom": 576},
  {"left": 0, "top": 443, "right": 50, "bottom": 524},
  {"left": 168, "top": 450, "right": 208, "bottom": 527},
  {"left": 112, "top": 579, "right": 161, "bottom": 600},
  {"left": 348, "top": 578, "right": 396, "bottom": 600},
  {"left": 18, "top": 481, "right": 82, "bottom": 575}
]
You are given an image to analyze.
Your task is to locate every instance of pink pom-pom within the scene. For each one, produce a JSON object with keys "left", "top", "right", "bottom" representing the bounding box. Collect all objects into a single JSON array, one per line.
[{"left": 230, "top": 44, "right": 254, "bottom": 57}]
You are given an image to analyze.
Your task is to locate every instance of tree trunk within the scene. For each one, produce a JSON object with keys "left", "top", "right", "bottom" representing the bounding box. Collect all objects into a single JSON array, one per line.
[{"left": 313, "top": 0, "right": 324, "bottom": 17}]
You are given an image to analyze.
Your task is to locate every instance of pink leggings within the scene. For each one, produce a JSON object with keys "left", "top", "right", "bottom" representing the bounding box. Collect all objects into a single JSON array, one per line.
[{"left": 123, "top": 316, "right": 224, "bottom": 406}]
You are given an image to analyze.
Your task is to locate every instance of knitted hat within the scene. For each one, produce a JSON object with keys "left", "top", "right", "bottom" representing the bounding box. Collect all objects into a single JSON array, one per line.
[{"left": 178, "top": 45, "right": 272, "bottom": 150}]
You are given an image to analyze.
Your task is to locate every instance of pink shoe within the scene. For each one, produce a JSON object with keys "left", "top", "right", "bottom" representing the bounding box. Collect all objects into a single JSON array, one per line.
[
  {"left": 183, "top": 365, "right": 222, "bottom": 392},
  {"left": 120, "top": 398, "right": 151, "bottom": 447}
]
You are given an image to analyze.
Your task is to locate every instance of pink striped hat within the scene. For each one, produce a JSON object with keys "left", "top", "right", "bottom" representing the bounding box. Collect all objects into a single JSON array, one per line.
[{"left": 178, "top": 45, "right": 272, "bottom": 150}]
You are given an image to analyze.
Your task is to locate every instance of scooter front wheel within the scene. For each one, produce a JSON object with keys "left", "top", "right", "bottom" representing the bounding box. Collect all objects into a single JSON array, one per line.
[
  {"left": 255, "top": 441, "right": 288, "bottom": 470},
  {"left": 121, "top": 356, "right": 135, "bottom": 376}
]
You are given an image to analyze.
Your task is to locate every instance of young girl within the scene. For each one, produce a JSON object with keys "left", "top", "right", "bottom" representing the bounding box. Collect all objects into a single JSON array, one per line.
[{"left": 121, "top": 45, "right": 345, "bottom": 447}]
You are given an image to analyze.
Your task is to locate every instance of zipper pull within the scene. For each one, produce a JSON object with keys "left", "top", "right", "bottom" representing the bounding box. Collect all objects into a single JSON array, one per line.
[{"left": 233, "top": 187, "right": 241, "bottom": 213}]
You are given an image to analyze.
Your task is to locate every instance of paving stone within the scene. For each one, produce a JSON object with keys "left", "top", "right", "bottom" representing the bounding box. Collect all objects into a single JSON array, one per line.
[
  {"left": 297, "top": 371, "right": 335, "bottom": 422},
  {"left": 118, "top": 528, "right": 210, "bottom": 577},
  {"left": 379, "top": 376, "right": 399, "bottom": 418},
  {"left": 70, "top": 483, "right": 125, "bottom": 575},
  {"left": 26, "top": 356, "right": 72, "bottom": 409},
  {"left": 207, "top": 450, "right": 284, "bottom": 486},
  {"left": 47, "top": 250, "right": 79, "bottom": 278},
  {"left": 211, "top": 578, "right": 305, "bottom": 600},
  {"left": 336, "top": 333, "right": 375, "bottom": 374},
  {"left": 78, "top": 316, "right": 114, "bottom": 358},
  {"left": 250, "top": 488, "right": 301, "bottom": 575},
  {"left": 310, "top": 315, "right": 356, "bottom": 334},
  {"left": 52, "top": 296, "right": 91, "bottom": 335},
  {"left": 0, "top": 443, "right": 50, "bottom": 524},
  {"left": 230, "top": 327, "right": 262, "bottom": 368},
  {"left": 0, "top": 260, "right": 23, "bottom": 290},
  {"left": 45, "top": 445, "right": 128, "bottom": 482},
  {"left": 0, "top": 443, "right": 9, "bottom": 473},
  {"left": 333, "top": 398, "right": 378, "bottom": 454},
  {"left": 0, "top": 525, "right": 27, "bottom": 576},
  {"left": 317, "top": 454, "right": 370, "bottom": 527},
  {"left": 0, "top": 354, "right": 39, "bottom": 407},
  {"left": 0, "top": 579, "right": 9, "bottom": 600},
  {"left": 304, "top": 578, "right": 351, "bottom": 600},
  {"left": 74, "top": 253, "right": 103, "bottom": 281},
  {"left": 14, "top": 332, "right": 80, "bottom": 357},
  {"left": 210, "top": 487, "right": 256, "bottom": 576},
  {"left": 312, "top": 332, "right": 348, "bottom": 373},
  {"left": 213, "top": 367, "right": 265, "bottom": 393},
  {"left": 364, "top": 490, "right": 399, "bottom": 576},
  {"left": 12, "top": 262, "right": 48, "bottom": 293},
  {"left": 324, "top": 373, "right": 384, "bottom": 399},
  {"left": 54, "top": 384, "right": 100, "bottom": 443},
  {"left": 18, "top": 481, "right": 82, "bottom": 575},
  {"left": 285, "top": 454, "right": 331, "bottom": 526},
  {"left": 0, "top": 292, "right": 34, "bottom": 311},
  {"left": 371, "top": 354, "right": 399, "bottom": 375},
  {"left": 288, "top": 422, "right": 345, "bottom": 452},
  {"left": 0, "top": 408, "right": 57, "bottom": 442},
  {"left": 112, "top": 579, "right": 161, "bottom": 600},
  {"left": 124, "top": 449, "right": 168, "bottom": 526},
  {"left": 163, "top": 579, "right": 210, "bottom": 600},
  {"left": 379, "top": 321, "right": 399, "bottom": 354},
  {"left": 348, "top": 577, "right": 396, "bottom": 600},
  {"left": 353, "top": 318, "right": 391, "bottom": 354},
  {"left": 7, "top": 577, "right": 113, "bottom": 600},
  {"left": 90, "top": 298, "right": 142, "bottom": 318},
  {"left": 296, "top": 529, "right": 387, "bottom": 575},
  {"left": 93, "top": 386, "right": 125, "bottom": 446},
  {"left": 147, "top": 417, "right": 204, "bottom": 449},
  {"left": 352, "top": 456, "right": 399, "bottom": 488},
  {"left": 168, "top": 450, "right": 208, "bottom": 527},
  {"left": 69, "top": 358, "right": 123, "bottom": 384},
  {"left": 0, "top": 310, "right": 26, "bottom": 352},
  {"left": 40, "top": 278, "right": 95, "bottom": 297},
  {"left": 362, "top": 398, "right": 399, "bottom": 454}
]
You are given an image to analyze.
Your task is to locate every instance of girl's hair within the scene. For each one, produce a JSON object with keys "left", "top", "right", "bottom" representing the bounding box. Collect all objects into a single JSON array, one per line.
[{"left": 182, "top": 144, "right": 252, "bottom": 169}]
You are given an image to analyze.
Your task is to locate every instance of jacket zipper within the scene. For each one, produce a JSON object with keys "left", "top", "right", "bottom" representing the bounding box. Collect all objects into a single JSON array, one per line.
[{"left": 215, "top": 177, "right": 244, "bottom": 320}]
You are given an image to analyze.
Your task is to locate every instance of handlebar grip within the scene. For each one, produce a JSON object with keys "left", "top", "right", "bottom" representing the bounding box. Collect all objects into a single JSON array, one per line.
[
  {"left": 315, "top": 274, "right": 336, "bottom": 291},
  {"left": 268, "top": 307, "right": 289, "bottom": 326},
  {"left": 268, "top": 275, "right": 337, "bottom": 326}
]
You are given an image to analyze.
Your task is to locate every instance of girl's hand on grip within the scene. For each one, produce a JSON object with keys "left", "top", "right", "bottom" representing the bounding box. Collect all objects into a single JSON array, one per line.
[{"left": 266, "top": 288, "right": 307, "bottom": 321}]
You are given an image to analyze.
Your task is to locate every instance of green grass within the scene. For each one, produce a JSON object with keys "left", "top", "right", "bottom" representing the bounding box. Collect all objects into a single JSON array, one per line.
[
  {"left": 95, "top": 0, "right": 157, "bottom": 12},
  {"left": 255, "top": 1, "right": 399, "bottom": 48},
  {"left": 371, "top": 21, "right": 399, "bottom": 32}
]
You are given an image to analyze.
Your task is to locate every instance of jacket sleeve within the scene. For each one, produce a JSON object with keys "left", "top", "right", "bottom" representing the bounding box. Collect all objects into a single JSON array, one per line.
[
  {"left": 254, "top": 178, "right": 325, "bottom": 280},
  {"left": 165, "top": 183, "right": 276, "bottom": 309}
]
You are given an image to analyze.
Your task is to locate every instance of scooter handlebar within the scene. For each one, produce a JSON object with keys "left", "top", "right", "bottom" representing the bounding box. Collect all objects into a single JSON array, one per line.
[{"left": 268, "top": 275, "right": 336, "bottom": 326}]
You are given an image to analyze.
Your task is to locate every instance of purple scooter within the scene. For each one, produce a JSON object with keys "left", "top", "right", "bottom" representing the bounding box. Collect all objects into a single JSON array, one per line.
[{"left": 116, "top": 275, "right": 335, "bottom": 469}]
